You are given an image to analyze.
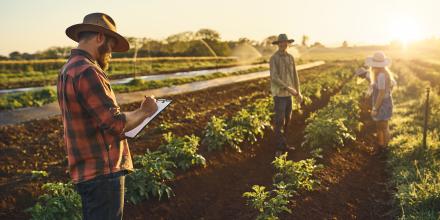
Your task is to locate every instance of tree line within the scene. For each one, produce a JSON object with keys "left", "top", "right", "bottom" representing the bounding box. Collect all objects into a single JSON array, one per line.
[{"left": 1, "top": 29, "right": 335, "bottom": 61}]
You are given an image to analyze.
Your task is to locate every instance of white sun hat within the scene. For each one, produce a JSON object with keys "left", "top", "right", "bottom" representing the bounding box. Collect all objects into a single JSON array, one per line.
[{"left": 365, "top": 51, "right": 391, "bottom": 68}]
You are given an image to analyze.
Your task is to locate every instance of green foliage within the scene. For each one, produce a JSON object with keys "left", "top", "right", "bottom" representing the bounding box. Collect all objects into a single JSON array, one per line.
[
  {"left": 30, "top": 170, "right": 49, "bottom": 179},
  {"left": 125, "top": 132, "right": 207, "bottom": 205},
  {"left": 0, "top": 66, "right": 267, "bottom": 110},
  {"left": 157, "top": 121, "right": 182, "bottom": 132},
  {"left": 26, "top": 182, "right": 81, "bottom": 220},
  {"left": 244, "top": 153, "right": 320, "bottom": 219},
  {"left": 230, "top": 109, "right": 266, "bottom": 143},
  {"left": 387, "top": 60, "right": 440, "bottom": 219},
  {"left": 159, "top": 132, "right": 206, "bottom": 171},
  {"left": 303, "top": 116, "right": 355, "bottom": 150},
  {"left": 203, "top": 116, "right": 241, "bottom": 151},
  {"left": 302, "top": 78, "right": 364, "bottom": 153},
  {"left": 243, "top": 184, "right": 293, "bottom": 220},
  {"left": 0, "top": 57, "right": 238, "bottom": 89},
  {"left": 272, "top": 153, "right": 321, "bottom": 192},
  {"left": 0, "top": 88, "right": 56, "bottom": 110},
  {"left": 126, "top": 150, "right": 175, "bottom": 204},
  {"left": 202, "top": 97, "right": 272, "bottom": 152},
  {"left": 229, "top": 98, "right": 272, "bottom": 143}
]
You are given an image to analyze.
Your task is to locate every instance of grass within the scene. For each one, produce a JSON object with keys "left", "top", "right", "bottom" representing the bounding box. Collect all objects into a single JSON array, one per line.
[{"left": 387, "top": 60, "right": 440, "bottom": 219}]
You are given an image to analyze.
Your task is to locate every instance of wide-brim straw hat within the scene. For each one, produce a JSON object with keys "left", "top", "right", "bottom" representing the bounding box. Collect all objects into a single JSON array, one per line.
[
  {"left": 365, "top": 51, "right": 391, "bottom": 68},
  {"left": 272, "top": 34, "right": 295, "bottom": 45},
  {"left": 66, "top": 12, "right": 129, "bottom": 52}
]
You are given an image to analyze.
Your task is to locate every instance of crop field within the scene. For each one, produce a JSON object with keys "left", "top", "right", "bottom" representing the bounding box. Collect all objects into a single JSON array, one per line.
[
  {"left": 0, "top": 53, "right": 439, "bottom": 220},
  {"left": 0, "top": 57, "right": 239, "bottom": 90}
]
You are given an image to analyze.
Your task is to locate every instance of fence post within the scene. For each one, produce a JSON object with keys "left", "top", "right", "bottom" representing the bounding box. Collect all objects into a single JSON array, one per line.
[{"left": 423, "top": 87, "right": 430, "bottom": 149}]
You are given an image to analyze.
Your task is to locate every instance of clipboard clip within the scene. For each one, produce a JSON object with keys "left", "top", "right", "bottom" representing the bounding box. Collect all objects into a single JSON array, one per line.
[{"left": 157, "top": 98, "right": 171, "bottom": 103}]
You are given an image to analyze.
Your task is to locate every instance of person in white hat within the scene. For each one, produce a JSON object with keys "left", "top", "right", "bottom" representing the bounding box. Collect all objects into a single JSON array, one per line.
[
  {"left": 363, "top": 51, "right": 396, "bottom": 149},
  {"left": 269, "top": 34, "right": 303, "bottom": 151}
]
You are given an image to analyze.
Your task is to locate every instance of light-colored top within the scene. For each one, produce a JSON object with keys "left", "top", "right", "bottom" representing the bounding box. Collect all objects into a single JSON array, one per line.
[
  {"left": 269, "top": 50, "right": 300, "bottom": 97},
  {"left": 375, "top": 72, "right": 396, "bottom": 97}
]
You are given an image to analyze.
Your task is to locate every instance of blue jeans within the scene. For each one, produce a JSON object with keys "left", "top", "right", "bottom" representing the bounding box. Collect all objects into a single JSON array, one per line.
[
  {"left": 75, "top": 171, "right": 126, "bottom": 220},
  {"left": 273, "top": 96, "right": 293, "bottom": 149}
]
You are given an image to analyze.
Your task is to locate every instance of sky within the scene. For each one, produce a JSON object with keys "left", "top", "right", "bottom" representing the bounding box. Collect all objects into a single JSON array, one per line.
[{"left": 1, "top": 0, "right": 440, "bottom": 56}]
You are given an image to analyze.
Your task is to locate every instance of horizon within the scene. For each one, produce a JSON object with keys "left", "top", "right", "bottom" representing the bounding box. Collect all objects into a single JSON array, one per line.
[{"left": 1, "top": 0, "right": 440, "bottom": 56}]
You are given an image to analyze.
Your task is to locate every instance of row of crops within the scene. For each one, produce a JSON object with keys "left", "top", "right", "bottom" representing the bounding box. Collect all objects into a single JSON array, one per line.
[
  {"left": 0, "top": 57, "right": 238, "bottom": 89},
  {"left": 386, "top": 61, "right": 440, "bottom": 219},
  {"left": 25, "top": 62, "right": 355, "bottom": 219},
  {"left": 0, "top": 66, "right": 267, "bottom": 110},
  {"left": 242, "top": 62, "right": 369, "bottom": 219}
]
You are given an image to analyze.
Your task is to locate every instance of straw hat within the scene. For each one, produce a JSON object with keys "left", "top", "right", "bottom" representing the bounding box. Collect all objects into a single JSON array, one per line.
[
  {"left": 66, "top": 13, "right": 129, "bottom": 52},
  {"left": 365, "top": 51, "right": 391, "bottom": 68}
]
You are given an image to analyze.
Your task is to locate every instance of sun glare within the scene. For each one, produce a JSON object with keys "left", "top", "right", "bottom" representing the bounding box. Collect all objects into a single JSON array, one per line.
[{"left": 388, "top": 16, "right": 425, "bottom": 46}]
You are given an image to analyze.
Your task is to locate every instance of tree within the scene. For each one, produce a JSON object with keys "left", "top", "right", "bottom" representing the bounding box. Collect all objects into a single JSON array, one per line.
[
  {"left": 311, "top": 42, "right": 325, "bottom": 48},
  {"left": 9, "top": 51, "right": 22, "bottom": 60},
  {"left": 195, "top": 29, "right": 220, "bottom": 41},
  {"left": 342, "top": 41, "right": 349, "bottom": 48},
  {"left": 166, "top": 31, "right": 195, "bottom": 43},
  {"left": 301, "top": 35, "right": 309, "bottom": 47},
  {"left": 21, "top": 53, "right": 35, "bottom": 60}
]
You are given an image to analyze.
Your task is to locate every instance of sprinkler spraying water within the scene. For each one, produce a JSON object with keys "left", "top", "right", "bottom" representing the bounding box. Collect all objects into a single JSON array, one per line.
[
  {"left": 198, "top": 39, "right": 217, "bottom": 57},
  {"left": 131, "top": 37, "right": 150, "bottom": 79}
]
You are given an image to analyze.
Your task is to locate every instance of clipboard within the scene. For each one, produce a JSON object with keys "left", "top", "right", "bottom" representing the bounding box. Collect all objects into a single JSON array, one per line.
[{"left": 125, "top": 99, "right": 172, "bottom": 138}]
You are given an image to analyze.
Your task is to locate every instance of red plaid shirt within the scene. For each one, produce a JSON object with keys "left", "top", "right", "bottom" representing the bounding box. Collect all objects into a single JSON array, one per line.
[{"left": 57, "top": 49, "right": 133, "bottom": 183}]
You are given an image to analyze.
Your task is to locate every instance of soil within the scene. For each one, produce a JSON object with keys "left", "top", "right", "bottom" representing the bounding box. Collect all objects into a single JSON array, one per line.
[
  {"left": 0, "top": 64, "right": 394, "bottom": 219},
  {"left": 123, "top": 82, "right": 395, "bottom": 220}
]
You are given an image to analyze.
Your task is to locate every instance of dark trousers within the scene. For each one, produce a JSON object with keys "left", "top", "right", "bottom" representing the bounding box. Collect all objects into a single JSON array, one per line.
[
  {"left": 274, "top": 96, "right": 293, "bottom": 148},
  {"left": 75, "top": 171, "right": 126, "bottom": 220}
]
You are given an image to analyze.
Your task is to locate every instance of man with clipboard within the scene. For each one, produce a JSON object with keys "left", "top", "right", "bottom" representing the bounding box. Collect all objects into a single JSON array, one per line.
[{"left": 57, "top": 13, "right": 160, "bottom": 220}]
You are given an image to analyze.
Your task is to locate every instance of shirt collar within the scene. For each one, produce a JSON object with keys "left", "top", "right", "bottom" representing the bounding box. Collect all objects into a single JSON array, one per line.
[
  {"left": 277, "top": 50, "right": 288, "bottom": 56},
  {"left": 70, "top": 49, "right": 98, "bottom": 65}
]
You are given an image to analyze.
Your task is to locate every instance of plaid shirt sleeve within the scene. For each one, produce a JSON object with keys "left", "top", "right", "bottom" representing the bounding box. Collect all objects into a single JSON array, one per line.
[{"left": 74, "top": 67, "right": 126, "bottom": 143}]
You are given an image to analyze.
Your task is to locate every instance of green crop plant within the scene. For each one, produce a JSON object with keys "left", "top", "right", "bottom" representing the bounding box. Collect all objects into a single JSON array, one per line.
[
  {"left": 126, "top": 150, "right": 175, "bottom": 204},
  {"left": 26, "top": 182, "right": 81, "bottom": 220},
  {"left": 159, "top": 132, "right": 206, "bottom": 171}
]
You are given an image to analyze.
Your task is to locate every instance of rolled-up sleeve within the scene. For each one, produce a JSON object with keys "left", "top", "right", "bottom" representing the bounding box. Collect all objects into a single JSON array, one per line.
[{"left": 75, "top": 67, "right": 126, "bottom": 140}]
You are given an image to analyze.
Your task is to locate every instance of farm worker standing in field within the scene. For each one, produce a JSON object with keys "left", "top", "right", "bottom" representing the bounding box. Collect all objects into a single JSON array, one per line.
[
  {"left": 364, "top": 51, "right": 396, "bottom": 149},
  {"left": 269, "top": 34, "right": 303, "bottom": 151},
  {"left": 57, "top": 13, "right": 158, "bottom": 220}
]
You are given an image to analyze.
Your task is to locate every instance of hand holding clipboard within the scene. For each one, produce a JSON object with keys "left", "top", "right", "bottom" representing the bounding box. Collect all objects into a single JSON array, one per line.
[{"left": 125, "top": 98, "right": 172, "bottom": 138}]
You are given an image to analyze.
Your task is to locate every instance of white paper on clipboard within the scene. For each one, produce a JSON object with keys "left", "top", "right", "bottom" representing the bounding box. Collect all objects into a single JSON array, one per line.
[{"left": 125, "top": 99, "right": 172, "bottom": 138}]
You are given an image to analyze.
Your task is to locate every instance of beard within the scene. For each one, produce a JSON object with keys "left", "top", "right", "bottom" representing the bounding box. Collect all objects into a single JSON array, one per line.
[{"left": 97, "top": 38, "right": 112, "bottom": 71}]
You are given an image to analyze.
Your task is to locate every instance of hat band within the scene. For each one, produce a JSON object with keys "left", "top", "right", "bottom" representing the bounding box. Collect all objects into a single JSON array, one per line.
[{"left": 373, "top": 58, "right": 385, "bottom": 62}]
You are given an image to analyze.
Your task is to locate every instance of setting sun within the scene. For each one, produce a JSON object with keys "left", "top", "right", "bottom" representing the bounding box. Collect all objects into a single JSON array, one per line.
[{"left": 388, "top": 15, "right": 425, "bottom": 45}]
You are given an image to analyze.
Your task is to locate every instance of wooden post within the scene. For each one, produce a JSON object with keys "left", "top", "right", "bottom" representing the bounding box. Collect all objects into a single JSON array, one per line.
[{"left": 423, "top": 87, "right": 430, "bottom": 149}]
